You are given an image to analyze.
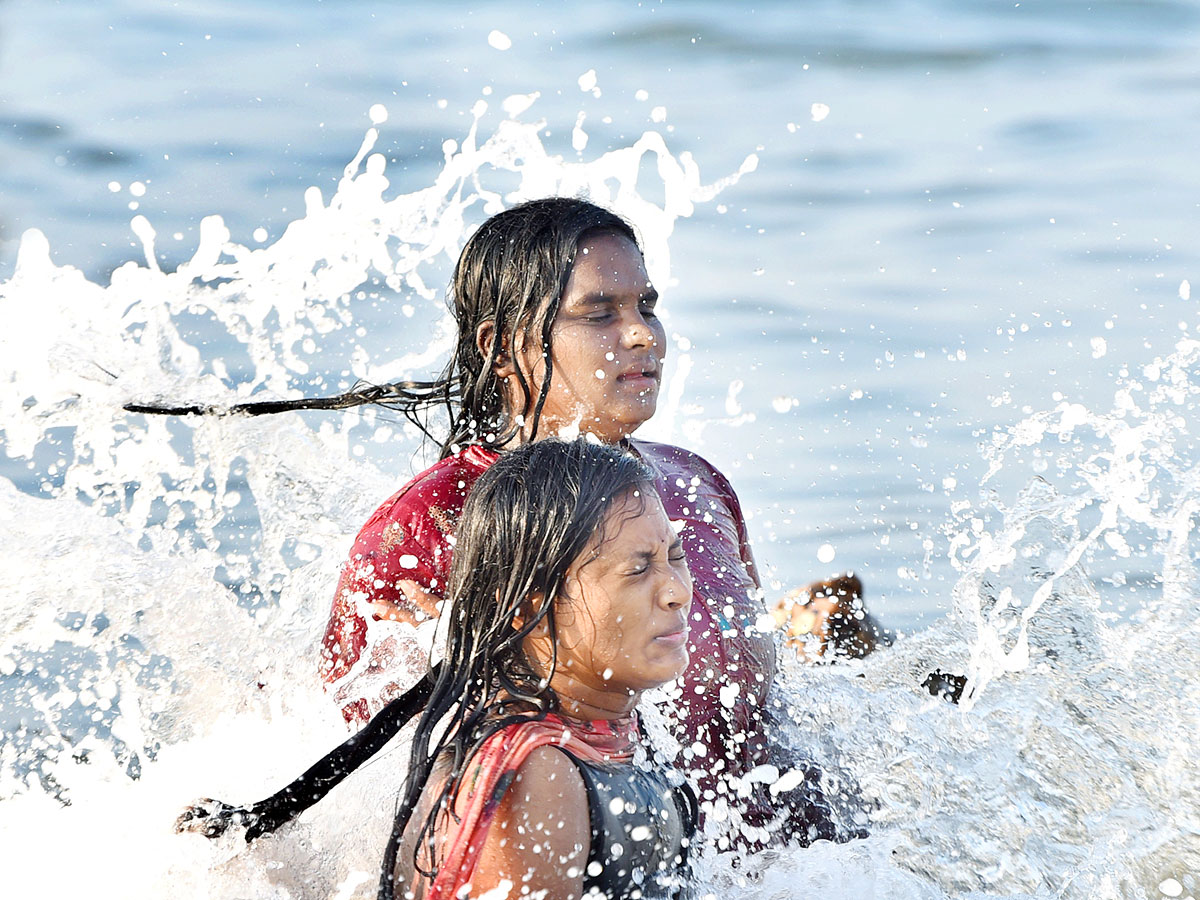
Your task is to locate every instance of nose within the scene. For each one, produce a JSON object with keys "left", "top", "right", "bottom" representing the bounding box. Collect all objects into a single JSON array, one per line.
[
  {"left": 620, "top": 307, "right": 658, "bottom": 351},
  {"left": 658, "top": 564, "right": 693, "bottom": 611}
]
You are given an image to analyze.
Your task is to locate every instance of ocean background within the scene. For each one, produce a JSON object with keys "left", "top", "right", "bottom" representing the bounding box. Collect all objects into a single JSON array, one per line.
[{"left": 2, "top": 1, "right": 1199, "bottom": 897}]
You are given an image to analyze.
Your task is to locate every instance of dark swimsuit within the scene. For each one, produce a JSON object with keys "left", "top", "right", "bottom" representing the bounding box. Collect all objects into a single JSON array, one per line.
[{"left": 564, "top": 753, "right": 698, "bottom": 900}]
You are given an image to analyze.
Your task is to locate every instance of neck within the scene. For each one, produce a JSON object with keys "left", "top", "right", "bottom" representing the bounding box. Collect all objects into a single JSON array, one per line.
[
  {"left": 550, "top": 673, "right": 639, "bottom": 722},
  {"left": 499, "top": 410, "right": 637, "bottom": 449}
]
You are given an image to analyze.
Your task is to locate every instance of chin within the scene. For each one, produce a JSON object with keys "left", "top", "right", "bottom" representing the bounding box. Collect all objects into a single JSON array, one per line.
[
  {"left": 612, "top": 406, "right": 659, "bottom": 439},
  {"left": 584, "top": 418, "right": 653, "bottom": 445},
  {"left": 647, "top": 655, "right": 689, "bottom": 688}
]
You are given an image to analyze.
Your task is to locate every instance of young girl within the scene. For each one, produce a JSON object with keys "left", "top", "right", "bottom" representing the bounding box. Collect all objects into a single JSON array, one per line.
[{"left": 179, "top": 439, "right": 698, "bottom": 900}]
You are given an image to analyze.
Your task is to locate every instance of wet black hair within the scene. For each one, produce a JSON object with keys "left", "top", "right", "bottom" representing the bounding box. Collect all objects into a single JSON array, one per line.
[
  {"left": 127, "top": 198, "right": 640, "bottom": 458},
  {"left": 172, "top": 439, "right": 655, "bottom": 898},
  {"left": 436, "top": 197, "right": 639, "bottom": 455},
  {"left": 380, "top": 437, "right": 652, "bottom": 897}
]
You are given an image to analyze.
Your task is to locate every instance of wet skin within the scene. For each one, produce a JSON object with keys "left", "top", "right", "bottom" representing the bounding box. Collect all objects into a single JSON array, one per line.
[
  {"left": 495, "top": 230, "right": 667, "bottom": 445},
  {"left": 524, "top": 489, "right": 694, "bottom": 720},
  {"left": 406, "top": 492, "right": 694, "bottom": 900}
]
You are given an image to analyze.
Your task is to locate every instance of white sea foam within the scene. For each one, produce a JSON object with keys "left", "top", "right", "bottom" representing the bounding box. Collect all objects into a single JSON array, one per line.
[{"left": 2, "top": 104, "right": 1198, "bottom": 898}]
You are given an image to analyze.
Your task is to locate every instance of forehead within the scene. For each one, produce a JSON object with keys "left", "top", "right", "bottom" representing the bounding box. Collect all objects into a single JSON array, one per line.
[
  {"left": 575, "top": 489, "right": 673, "bottom": 566},
  {"left": 562, "top": 232, "right": 651, "bottom": 300}
]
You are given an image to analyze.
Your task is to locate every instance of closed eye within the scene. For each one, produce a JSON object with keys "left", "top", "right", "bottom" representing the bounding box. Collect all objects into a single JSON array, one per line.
[
  {"left": 625, "top": 538, "right": 686, "bottom": 576},
  {"left": 625, "top": 548, "right": 657, "bottom": 577}
]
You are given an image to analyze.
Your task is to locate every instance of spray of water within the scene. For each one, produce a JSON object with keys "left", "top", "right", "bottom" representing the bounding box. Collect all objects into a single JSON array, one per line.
[
  {"left": 0, "top": 99, "right": 763, "bottom": 897},
  {"left": 758, "top": 339, "right": 1200, "bottom": 899},
  {"left": 2, "top": 97, "right": 1198, "bottom": 899}
]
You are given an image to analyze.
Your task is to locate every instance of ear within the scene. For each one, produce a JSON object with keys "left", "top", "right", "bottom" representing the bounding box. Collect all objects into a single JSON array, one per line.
[
  {"left": 510, "top": 591, "right": 548, "bottom": 633},
  {"left": 476, "top": 320, "right": 517, "bottom": 379},
  {"left": 515, "top": 593, "right": 556, "bottom": 679}
]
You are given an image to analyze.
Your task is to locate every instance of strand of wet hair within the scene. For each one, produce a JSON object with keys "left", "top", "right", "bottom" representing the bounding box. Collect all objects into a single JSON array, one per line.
[
  {"left": 379, "top": 582, "right": 560, "bottom": 899},
  {"left": 174, "top": 665, "right": 440, "bottom": 842},
  {"left": 124, "top": 378, "right": 456, "bottom": 418}
]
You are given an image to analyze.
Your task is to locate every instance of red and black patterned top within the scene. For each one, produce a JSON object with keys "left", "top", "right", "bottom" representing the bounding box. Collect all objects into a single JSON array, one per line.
[{"left": 318, "top": 440, "right": 778, "bottom": 817}]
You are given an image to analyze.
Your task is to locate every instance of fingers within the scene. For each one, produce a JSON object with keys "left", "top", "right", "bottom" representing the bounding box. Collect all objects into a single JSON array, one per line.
[
  {"left": 770, "top": 586, "right": 809, "bottom": 628},
  {"left": 174, "top": 798, "right": 239, "bottom": 838},
  {"left": 369, "top": 580, "right": 444, "bottom": 624},
  {"left": 369, "top": 600, "right": 407, "bottom": 623},
  {"left": 399, "top": 579, "right": 442, "bottom": 618},
  {"left": 788, "top": 599, "right": 823, "bottom": 638},
  {"left": 770, "top": 586, "right": 833, "bottom": 639}
]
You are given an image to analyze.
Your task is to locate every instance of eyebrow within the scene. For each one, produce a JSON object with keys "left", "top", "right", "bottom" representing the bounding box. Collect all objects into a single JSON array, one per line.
[
  {"left": 626, "top": 536, "right": 683, "bottom": 565},
  {"left": 572, "top": 288, "right": 659, "bottom": 306}
]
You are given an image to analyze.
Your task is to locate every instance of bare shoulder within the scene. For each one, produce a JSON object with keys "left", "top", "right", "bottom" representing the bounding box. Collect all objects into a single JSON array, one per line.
[
  {"left": 516, "top": 744, "right": 588, "bottom": 790},
  {"left": 471, "top": 744, "right": 589, "bottom": 832},
  {"left": 468, "top": 746, "right": 591, "bottom": 899}
]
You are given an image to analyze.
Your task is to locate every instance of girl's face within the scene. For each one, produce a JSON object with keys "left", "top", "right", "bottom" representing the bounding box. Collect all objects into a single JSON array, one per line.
[
  {"left": 547, "top": 490, "right": 693, "bottom": 699},
  {"left": 508, "top": 232, "right": 667, "bottom": 444}
]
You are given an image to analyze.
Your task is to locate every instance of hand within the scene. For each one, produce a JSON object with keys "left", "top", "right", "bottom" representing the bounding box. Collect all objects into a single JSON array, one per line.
[
  {"left": 334, "top": 580, "right": 443, "bottom": 721},
  {"left": 174, "top": 797, "right": 254, "bottom": 840},
  {"left": 772, "top": 573, "right": 882, "bottom": 661},
  {"left": 370, "top": 579, "right": 443, "bottom": 624}
]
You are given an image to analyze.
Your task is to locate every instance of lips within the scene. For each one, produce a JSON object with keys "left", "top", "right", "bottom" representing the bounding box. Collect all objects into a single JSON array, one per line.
[
  {"left": 615, "top": 360, "right": 660, "bottom": 384},
  {"left": 653, "top": 621, "right": 689, "bottom": 646}
]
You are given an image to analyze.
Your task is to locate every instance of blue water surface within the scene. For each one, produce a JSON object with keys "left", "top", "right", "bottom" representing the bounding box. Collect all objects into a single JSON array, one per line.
[{"left": 2, "top": 0, "right": 1198, "bottom": 630}]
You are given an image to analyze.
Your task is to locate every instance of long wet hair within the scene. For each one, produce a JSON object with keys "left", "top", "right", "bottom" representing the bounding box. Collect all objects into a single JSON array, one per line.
[
  {"left": 436, "top": 198, "right": 639, "bottom": 455},
  {"left": 127, "top": 198, "right": 640, "bottom": 458},
  {"left": 379, "top": 438, "right": 652, "bottom": 897},
  {"left": 177, "top": 440, "right": 653, "bottom": 884}
]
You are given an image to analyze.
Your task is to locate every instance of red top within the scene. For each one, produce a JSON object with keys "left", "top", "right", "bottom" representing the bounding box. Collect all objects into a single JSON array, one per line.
[{"left": 319, "top": 441, "right": 777, "bottom": 811}]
